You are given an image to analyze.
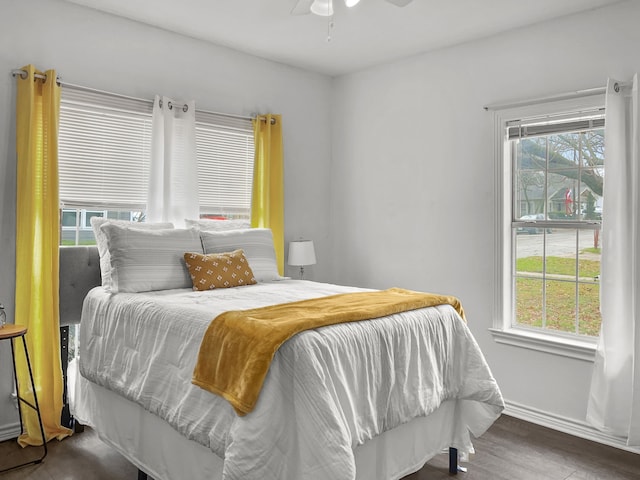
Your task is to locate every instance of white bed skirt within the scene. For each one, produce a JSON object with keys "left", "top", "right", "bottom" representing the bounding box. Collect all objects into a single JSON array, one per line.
[{"left": 73, "top": 372, "right": 465, "bottom": 480}]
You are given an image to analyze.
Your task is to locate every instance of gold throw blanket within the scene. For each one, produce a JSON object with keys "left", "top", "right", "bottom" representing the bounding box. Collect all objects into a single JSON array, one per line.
[{"left": 192, "top": 287, "right": 465, "bottom": 416}]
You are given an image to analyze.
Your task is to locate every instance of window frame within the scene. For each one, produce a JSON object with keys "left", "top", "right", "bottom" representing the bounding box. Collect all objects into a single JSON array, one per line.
[
  {"left": 490, "top": 94, "right": 605, "bottom": 361},
  {"left": 58, "top": 85, "right": 256, "bottom": 247}
]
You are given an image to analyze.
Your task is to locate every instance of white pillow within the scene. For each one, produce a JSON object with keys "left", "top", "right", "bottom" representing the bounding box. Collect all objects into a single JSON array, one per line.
[
  {"left": 185, "top": 218, "right": 251, "bottom": 231},
  {"left": 200, "top": 228, "right": 281, "bottom": 282},
  {"left": 100, "top": 224, "right": 202, "bottom": 293},
  {"left": 91, "top": 217, "right": 174, "bottom": 290}
]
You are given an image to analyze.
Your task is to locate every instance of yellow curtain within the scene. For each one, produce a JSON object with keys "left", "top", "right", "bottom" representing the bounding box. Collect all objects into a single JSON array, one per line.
[
  {"left": 251, "top": 114, "right": 284, "bottom": 275},
  {"left": 15, "top": 64, "right": 72, "bottom": 446}
]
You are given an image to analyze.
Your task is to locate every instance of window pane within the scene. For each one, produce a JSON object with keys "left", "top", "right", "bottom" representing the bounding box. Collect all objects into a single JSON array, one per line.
[
  {"left": 578, "top": 283, "right": 601, "bottom": 336},
  {"left": 515, "top": 169, "right": 545, "bottom": 219},
  {"left": 515, "top": 232, "right": 544, "bottom": 328},
  {"left": 545, "top": 130, "right": 605, "bottom": 223},
  {"left": 106, "top": 210, "right": 135, "bottom": 221},
  {"left": 517, "top": 137, "right": 547, "bottom": 170},
  {"left": 545, "top": 229, "right": 577, "bottom": 280},
  {"left": 515, "top": 278, "right": 544, "bottom": 328},
  {"left": 547, "top": 172, "right": 575, "bottom": 219},
  {"left": 578, "top": 229, "right": 601, "bottom": 265},
  {"left": 61, "top": 210, "right": 78, "bottom": 228},
  {"left": 583, "top": 130, "right": 605, "bottom": 167},
  {"left": 61, "top": 228, "right": 96, "bottom": 245},
  {"left": 580, "top": 170, "right": 604, "bottom": 220},
  {"left": 545, "top": 280, "right": 577, "bottom": 333},
  {"left": 85, "top": 211, "right": 104, "bottom": 228},
  {"left": 548, "top": 133, "right": 581, "bottom": 168},
  {"left": 578, "top": 228, "right": 601, "bottom": 335},
  {"left": 516, "top": 230, "right": 544, "bottom": 259},
  {"left": 514, "top": 225, "right": 603, "bottom": 336}
]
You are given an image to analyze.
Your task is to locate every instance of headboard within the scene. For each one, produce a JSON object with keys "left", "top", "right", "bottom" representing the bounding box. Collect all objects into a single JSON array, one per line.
[{"left": 59, "top": 245, "right": 101, "bottom": 326}]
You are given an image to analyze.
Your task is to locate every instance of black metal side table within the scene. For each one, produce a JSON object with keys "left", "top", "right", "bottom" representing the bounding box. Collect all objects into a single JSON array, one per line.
[{"left": 0, "top": 324, "right": 47, "bottom": 472}]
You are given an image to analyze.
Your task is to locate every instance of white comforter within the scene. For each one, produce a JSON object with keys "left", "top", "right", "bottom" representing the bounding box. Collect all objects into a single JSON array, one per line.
[{"left": 79, "top": 280, "right": 503, "bottom": 480}]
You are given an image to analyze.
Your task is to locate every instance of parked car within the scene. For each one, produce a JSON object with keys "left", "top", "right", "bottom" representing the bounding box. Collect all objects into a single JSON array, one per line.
[{"left": 517, "top": 213, "right": 551, "bottom": 234}]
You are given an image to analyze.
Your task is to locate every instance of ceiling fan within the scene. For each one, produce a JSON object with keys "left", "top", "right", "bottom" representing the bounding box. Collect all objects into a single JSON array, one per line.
[{"left": 291, "top": 0, "right": 413, "bottom": 17}]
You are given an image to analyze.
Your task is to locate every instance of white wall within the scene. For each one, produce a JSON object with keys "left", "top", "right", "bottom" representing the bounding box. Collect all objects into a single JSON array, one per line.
[
  {"left": 2, "top": 0, "right": 639, "bottom": 451},
  {"left": 330, "top": 0, "right": 640, "bottom": 444},
  {"left": 0, "top": 0, "right": 333, "bottom": 435}
]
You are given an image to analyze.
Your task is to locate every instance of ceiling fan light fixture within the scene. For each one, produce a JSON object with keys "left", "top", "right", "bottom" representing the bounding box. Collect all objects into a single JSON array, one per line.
[
  {"left": 310, "top": 0, "right": 334, "bottom": 16},
  {"left": 344, "top": 0, "right": 361, "bottom": 7}
]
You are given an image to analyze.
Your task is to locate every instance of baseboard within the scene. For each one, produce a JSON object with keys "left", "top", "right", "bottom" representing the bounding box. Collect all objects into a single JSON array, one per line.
[
  {"left": 504, "top": 400, "right": 640, "bottom": 455},
  {"left": 0, "top": 422, "right": 20, "bottom": 442}
]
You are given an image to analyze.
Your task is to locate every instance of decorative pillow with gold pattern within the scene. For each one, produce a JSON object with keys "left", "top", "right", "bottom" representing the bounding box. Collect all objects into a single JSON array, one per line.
[{"left": 184, "top": 249, "right": 257, "bottom": 291}]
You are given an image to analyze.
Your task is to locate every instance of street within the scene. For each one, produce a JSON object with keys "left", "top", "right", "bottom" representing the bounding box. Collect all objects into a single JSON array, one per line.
[{"left": 516, "top": 230, "right": 601, "bottom": 259}]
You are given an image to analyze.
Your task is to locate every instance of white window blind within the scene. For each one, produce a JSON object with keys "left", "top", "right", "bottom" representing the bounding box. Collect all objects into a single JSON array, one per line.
[
  {"left": 195, "top": 111, "right": 254, "bottom": 218},
  {"left": 59, "top": 88, "right": 153, "bottom": 210},
  {"left": 506, "top": 109, "right": 605, "bottom": 140},
  {"left": 59, "top": 86, "right": 255, "bottom": 218}
]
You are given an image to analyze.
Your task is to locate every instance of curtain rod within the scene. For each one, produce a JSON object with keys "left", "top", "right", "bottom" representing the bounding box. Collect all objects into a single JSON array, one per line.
[
  {"left": 484, "top": 82, "right": 633, "bottom": 111},
  {"left": 11, "top": 68, "right": 275, "bottom": 124},
  {"left": 483, "top": 87, "right": 606, "bottom": 111},
  {"left": 11, "top": 68, "right": 61, "bottom": 84}
]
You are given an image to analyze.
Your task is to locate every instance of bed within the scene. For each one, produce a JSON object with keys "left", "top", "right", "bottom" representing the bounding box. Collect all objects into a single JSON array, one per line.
[{"left": 65, "top": 222, "right": 504, "bottom": 480}]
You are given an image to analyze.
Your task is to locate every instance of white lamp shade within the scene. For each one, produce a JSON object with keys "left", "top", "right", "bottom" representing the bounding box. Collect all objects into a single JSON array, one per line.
[
  {"left": 310, "top": 0, "right": 334, "bottom": 16},
  {"left": 345, "top": 0, "right": 361, "bottom": 7},
  {"left": 288, "top": 240, "right": 317, "bottom": 266}
]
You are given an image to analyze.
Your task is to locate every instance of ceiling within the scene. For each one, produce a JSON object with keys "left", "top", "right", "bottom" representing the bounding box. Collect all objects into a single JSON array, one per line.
[{"left": 64, "top": 0, "right": 623, "bottom": 76}]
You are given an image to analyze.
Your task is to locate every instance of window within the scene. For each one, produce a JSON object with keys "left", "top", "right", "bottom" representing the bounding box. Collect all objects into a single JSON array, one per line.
[
  {"left": 58, "top": 87, "right": 255, "bottom": 245},
  {"left": 60, "top": 209, "right": 142, "bottom": 245},
  {"left": 492, "top": 95, "right": 605, "bottom": 357}
]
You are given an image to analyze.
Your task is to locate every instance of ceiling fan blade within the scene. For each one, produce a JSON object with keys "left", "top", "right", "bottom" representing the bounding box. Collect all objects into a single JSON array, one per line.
[
  {"left": 291, "top": 0, "right": 314, "bottom": 15},
  {"left": 385, "top": 0, "right": 413, "bottom": 6}
]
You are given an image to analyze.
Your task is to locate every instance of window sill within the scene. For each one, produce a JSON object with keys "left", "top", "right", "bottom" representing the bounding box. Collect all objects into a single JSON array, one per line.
[{"left": 489, "top": 327, "right": 597, "bottom": 362}]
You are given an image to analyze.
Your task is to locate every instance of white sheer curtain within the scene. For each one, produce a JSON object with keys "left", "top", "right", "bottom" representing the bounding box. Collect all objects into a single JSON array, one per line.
[
  {"left": 587, "top": 75, "right": 640, "bottom": 446},
  {"left": 147, "top": 95, "right": 199, "bottom": 226}
]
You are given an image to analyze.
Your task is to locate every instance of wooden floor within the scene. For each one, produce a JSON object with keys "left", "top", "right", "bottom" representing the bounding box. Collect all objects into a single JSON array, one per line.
[
  {"left": 0, "top": 415, "right": 638, "bottom": 479},
  {"left": 406, "top": 416, "right": 640, "bottom": 480}
]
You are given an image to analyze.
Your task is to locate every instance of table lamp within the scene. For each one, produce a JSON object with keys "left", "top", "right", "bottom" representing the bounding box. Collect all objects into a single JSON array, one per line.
[{"left": 288, "top": 240, "right": 316, "bottom": 279}]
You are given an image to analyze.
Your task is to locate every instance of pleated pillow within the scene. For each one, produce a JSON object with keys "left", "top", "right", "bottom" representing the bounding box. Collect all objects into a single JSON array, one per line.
[
  {"left": 91, "top": 217, "right": 174, "bottom": 291},
  {"left": 100, "top": 224, "right": 202, "bottom": 293},
  {"left": 199, "top": 228, "right": 281, "bottom": 282}
]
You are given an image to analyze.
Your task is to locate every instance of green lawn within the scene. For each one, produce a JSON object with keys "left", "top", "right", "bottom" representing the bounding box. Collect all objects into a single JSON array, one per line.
[
  {"left": 516, "top": 256, "right": 600, "bottom": 277},
  {"left": 61, "top": 240, "right": 97, "bottom": 246},
  {"left": 515, "top": 255, "right": 601, "bottom": 336}
]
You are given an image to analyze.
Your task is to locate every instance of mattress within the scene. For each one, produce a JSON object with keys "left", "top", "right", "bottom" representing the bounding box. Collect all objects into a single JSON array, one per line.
[{"left": 77, "top": 279, "right": 504, "bottom": 480}]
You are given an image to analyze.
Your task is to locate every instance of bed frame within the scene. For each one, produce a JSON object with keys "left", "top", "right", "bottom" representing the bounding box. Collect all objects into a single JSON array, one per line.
[
  {"left": 58, "top": 245, "right": 462, "bottom": 478},
  {"left": 59, "top": 246, "right": 101, "bottom": 430}
]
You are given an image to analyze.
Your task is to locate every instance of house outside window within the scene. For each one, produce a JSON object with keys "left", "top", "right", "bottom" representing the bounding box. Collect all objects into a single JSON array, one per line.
[{"left": 491, "top": 94, "right": 605, "bottom": 359}]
